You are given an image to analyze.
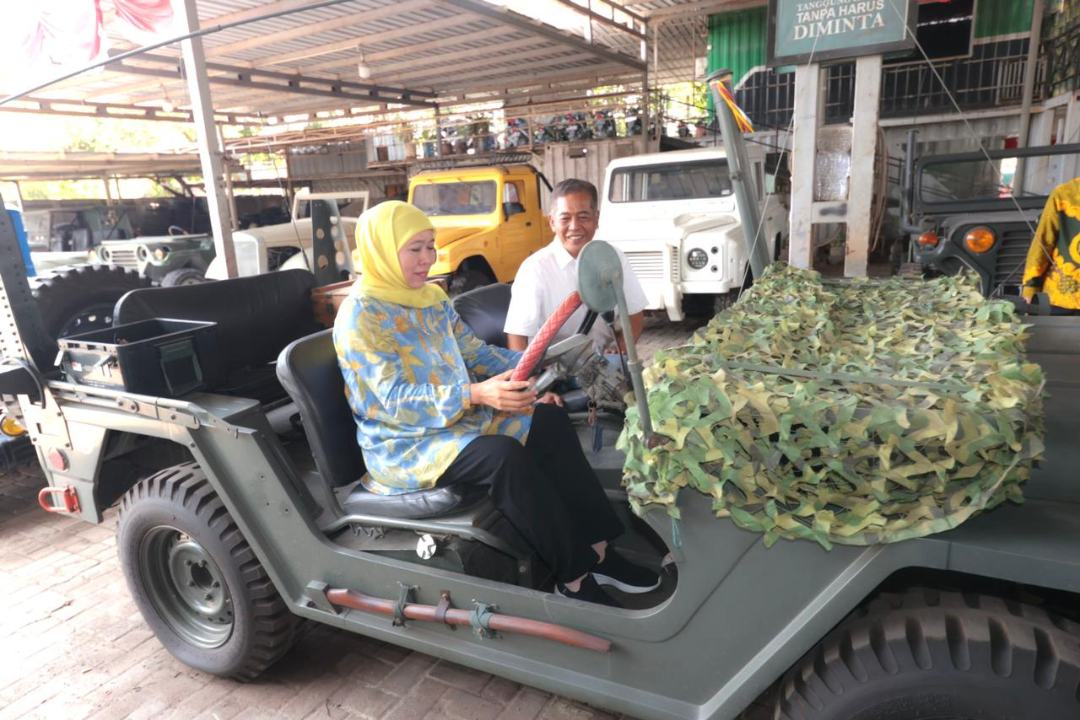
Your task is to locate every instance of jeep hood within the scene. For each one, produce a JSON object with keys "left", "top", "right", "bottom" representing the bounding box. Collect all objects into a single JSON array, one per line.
[
  {"left": 433, "top": 225, "right": 491, "bottom": 249},
  {"left": 597, "top": 213, "right": 739, "bottom": 243}
]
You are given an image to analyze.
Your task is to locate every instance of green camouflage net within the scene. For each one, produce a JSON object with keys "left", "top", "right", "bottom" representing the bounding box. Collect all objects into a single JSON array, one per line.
[{"left": 618, "top": 264, "right": 1045, "bottom": 549}]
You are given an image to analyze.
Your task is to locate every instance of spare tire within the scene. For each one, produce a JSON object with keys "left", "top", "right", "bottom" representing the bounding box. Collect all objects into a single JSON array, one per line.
[{"left": 31, "top": 264, "right": 150, "bottom": 361}]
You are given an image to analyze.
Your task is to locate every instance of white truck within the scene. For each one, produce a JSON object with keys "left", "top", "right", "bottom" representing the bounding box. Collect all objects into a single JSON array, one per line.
[
  {"left": 205, "top": 189, "right": 370, "bottom": 280},
  {"left": 596, "top": 147, "right": 788, "bottom": 321}
]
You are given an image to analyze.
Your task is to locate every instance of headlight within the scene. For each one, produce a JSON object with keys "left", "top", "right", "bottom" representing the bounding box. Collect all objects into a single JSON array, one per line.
[
  {"left": 687, "top": 248, "right": 708, "bottom": 270},
  {"left": 963, "top": 227, "right": 995, "bottom": 253},
  {"left": 97, "top": 248, "right": 110, "bottom": 262},
  {"left": 917, "top": 231, "right": 939, "bottom": 247},
  {"left": 153, "top": 247, "right": 169, "bottom": 261}
]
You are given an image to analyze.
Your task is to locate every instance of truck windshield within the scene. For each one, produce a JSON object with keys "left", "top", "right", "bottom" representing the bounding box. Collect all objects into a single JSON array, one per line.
[
  {"left": 917, "top": 150, "right": 1079, "bottom": 205},
  {"left": 607, "top": 160, "right": 733, "bottom": 202},
  {"left": 412, "top": 181, "right": 497, "bottom": 216}
]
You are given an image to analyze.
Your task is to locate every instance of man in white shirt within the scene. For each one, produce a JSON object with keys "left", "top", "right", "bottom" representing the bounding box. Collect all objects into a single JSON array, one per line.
[{"left": 504, "top": 179, "right": 647, "bottom": 353}]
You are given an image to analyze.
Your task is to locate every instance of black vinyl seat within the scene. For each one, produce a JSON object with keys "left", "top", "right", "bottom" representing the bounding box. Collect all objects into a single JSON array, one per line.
[
  {"left": 275, "top": 329, "right": 487, "bottom": 519},
  {"left": 114, "top": 269, "right": 323, "bottom": 402},
  {"left": 452, "top": 283, "right": 512, "bottom": 347}
]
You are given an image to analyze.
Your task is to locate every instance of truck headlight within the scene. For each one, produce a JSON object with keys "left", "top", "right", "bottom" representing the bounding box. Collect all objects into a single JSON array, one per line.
[
  {"left": 97, "top": 248, "right": 110, "bottom": 262},
  {"left": 963, "top": 227, "right": 995, "bottom": 253},
  {"left": 687, "top": 248, "right": 708, "bottom": 270},
  {"left": 153, "top": 247, "right": 169, "bottom": 261}
]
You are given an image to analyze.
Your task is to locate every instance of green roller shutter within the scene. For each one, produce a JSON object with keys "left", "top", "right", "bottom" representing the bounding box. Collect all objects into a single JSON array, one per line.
[
  {"left": 707, "top": 8, "right": 768, "bottom": 89},
  {"left": 974, "top": 0, "right": 1035, "bottom": 40}
]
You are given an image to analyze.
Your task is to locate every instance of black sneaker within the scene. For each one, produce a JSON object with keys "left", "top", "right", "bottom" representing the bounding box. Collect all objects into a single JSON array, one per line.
[
  {"left": 592, "top": 551, "right": 661, "bottom": 594},
  {"left": 555, "top": 574, "right": 621, "bottom": 607}
]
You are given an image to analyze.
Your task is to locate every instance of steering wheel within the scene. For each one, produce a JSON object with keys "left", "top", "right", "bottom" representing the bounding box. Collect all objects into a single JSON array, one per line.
[{"left": 511, "top": 292, "right": 583, "bottom": 381}]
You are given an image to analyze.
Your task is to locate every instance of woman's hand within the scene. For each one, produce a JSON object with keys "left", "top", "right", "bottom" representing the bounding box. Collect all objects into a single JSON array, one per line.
[
  {"left": 536, "top": 392, "right": 564, "bottom": 407},
  {"left": 469, "top": 370, "right": 537, "bottom": 412}
]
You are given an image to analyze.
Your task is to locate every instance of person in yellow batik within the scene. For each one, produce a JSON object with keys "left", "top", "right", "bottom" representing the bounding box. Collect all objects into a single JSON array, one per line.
[
  {"left": 333, "top": 201, "right": 659, "bottom": 606},
  {"left": 1022, "top": 178, "right": 1080, "bottom": 311}
]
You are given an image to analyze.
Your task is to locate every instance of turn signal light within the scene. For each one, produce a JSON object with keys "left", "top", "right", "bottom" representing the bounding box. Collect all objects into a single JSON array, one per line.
[
  {"left": 918, "top": 232, "right": 939, "bottom": 247},
  {"left": 964, "top": 227, "right": 996, "bottom": 253},
  {"left": 0, "top": 415, "right": 24, "bottom": 437}
]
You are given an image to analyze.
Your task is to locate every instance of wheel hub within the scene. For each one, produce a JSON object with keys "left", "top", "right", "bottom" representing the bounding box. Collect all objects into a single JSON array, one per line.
[{"left": 140, "top": 527, "right": 234, "bottom": 648}]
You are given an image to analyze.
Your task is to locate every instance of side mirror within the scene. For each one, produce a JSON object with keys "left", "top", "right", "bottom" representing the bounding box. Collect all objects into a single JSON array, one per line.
[{"left": 503, "top": 201, "right": 526, "bottom": 219}]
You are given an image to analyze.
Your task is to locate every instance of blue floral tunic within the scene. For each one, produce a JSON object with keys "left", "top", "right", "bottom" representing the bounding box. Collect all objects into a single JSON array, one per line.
[{"left": 333, "top": 289, "right": 531, "bottom": 495}]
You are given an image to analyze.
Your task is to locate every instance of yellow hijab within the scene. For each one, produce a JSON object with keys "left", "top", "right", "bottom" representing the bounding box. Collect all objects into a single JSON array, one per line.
[{"left": 354, "top": 200, "right": 448, "bottom": 308}]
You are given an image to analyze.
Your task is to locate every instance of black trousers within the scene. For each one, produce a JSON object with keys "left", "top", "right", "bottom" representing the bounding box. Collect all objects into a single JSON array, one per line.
[{"left": 436, "top": 404, "right": 624, "bottom": 584}]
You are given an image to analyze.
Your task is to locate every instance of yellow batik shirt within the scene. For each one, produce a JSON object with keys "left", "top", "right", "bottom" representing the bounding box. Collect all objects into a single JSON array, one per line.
[
  {"left": 332, "top": 289, "right": 531, "bottom": 495},
  {"left": 1022, "top": 178, "right": 1080, "bottom": 309}
]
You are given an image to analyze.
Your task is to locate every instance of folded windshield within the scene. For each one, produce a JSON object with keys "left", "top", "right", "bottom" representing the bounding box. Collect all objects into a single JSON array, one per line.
[{"left": 413, "top": 181, "right": 497, "bottom": 216}]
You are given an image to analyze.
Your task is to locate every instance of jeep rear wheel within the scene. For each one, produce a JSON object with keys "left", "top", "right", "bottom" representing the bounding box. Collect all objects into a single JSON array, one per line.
[
  {"left": 449, "top": 267, "right": 494, "bottom": 296},
  {"left": 776, "top": 589, "right": 1080, "bottom": 720},
  {"left": 117, "top": 462, "right": 298, "bottom": 681}
]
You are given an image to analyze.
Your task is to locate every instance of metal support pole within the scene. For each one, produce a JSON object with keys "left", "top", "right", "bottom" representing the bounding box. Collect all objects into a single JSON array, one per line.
[
  {"left": 177, "top": 0, "right": 237, "bottom": 278},
  {"left": 707, "top": 69, "right": 770, "bottom": 280},
  {"left": 789, "top": 63, "right": 821, "bottom": 270},
  {"left": 217, "top": 124, "right": 239, "bottom": 231},
  {"left": 434, "top": 105, "right": 444, "bottom": 159},
  {"left": 846, "top": 54, "right": 882, "bottom": 278},
  {"left": 1014, "top": 0, "right": 1045, "bottom": 195}
]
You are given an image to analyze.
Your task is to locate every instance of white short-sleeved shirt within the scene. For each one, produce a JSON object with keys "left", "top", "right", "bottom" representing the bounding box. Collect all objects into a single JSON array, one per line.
[{"left": 504, "top": 239, "right": 648, "bottom": 352}]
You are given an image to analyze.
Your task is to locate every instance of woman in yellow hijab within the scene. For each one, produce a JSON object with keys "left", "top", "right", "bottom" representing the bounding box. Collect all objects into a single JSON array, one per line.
[{"left": 332, "top": 201, "right": 659, "bottom": 606}]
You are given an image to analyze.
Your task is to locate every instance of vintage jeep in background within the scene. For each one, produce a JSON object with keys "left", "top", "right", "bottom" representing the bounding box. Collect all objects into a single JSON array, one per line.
[
  {"left": 904, "top": 137, "right": 1080, "bottom": 296},
  {"left": 93, "top": 232, "right": 216, "bottom": 286},
  {"left": 408, "top": 154, "right": 554, "bottom": 295},
  {"left": 596, "top": 146, "right": 788, "bottom": 320}
]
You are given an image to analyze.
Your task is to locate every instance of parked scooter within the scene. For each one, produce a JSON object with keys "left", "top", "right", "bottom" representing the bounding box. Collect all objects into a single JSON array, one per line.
[
  {"left": 624, "top": 107, "right": 642, "bottom": 136},
  {"left": 677, "top": 120, "right": 691, "bottom": 138},
  {"left": 533, "top": 121, "right": 557, "bottom": 146},
  {"left": 564, "top": 112, "right": 592, "bottom": 141},
  {"left": 592, "top": 110, "right": 616, "bottom": 139},
  {"left": 503, "top": 119, "right": 530, "bottom": 148}
]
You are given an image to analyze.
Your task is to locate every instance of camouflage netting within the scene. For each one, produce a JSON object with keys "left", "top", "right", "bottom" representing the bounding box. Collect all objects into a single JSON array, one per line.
[{"left": 618, "top": 264, "right": 1045, "bottom": 549}]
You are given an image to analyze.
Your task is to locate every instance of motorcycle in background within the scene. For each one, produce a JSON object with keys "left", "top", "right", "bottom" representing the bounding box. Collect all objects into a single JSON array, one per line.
[
  {"left": 593, "top": 110, "right": 616, "bottom": 139},
  {"left": 624, "top": 107, "right": 642, "bottom": 136},
  {"left": 503, "top": 119, "right": 530, "bottom": 148},
  {"left": 564, "top": 112, "right": 592, "bottom": 141},
  {"left": 677, "top": 120, "right": 691, "bottom": 138}
]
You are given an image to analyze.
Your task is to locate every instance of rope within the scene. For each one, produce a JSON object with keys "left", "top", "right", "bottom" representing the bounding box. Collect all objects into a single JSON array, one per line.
[{"left": 511, "top": 292, "right": 582, "bottom": 382}]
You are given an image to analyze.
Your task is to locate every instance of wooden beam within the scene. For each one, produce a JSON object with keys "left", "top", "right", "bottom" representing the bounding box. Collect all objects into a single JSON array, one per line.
[{"left": 388, "top": 48, "right": 597, "bottom": 84}]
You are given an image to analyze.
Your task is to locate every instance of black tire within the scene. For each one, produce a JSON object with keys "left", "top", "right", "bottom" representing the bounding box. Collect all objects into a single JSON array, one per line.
[
  {"left": 682, "top": 290, "right": 739, "bottom": 319},
  {"left": 449, "top": 267, "right": 493, "bottom": 296},
  {"left": 31, "top": 264, "right": 149, "bottom": 348},
  {"left": 117, "top": 462, "right": 298, "bottom": 681},
  {"left": 777, "top": 589, "right": 1080, "bottom": 720},
  {"left": 713, "top": 289, "right": 739, "bottom": 314},
  {"left": 160, "top": 267, "right": 209, "bottom": 287}
]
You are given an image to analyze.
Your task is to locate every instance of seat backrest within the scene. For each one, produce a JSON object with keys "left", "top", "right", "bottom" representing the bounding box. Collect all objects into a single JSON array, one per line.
[
  {"left": 276, "top": 329, "right": 365, "bottom": 487},
  {"left": 451, "top": 283, "right": 512, "bottom": 348},
  {"left": 115, "top": 269, "right": 321, "bottom": 374}
]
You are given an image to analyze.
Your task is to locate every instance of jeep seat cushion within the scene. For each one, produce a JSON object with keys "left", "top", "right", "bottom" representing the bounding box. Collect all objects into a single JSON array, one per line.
[
  {"left": 276, "top": 329, "right": 486, "bottom": 518},
  {"left": 452, "top": 283, "right": 511, "bottom": 348},
  {"left": 114, "top": 269, "right": 321, "bottom": 375}
]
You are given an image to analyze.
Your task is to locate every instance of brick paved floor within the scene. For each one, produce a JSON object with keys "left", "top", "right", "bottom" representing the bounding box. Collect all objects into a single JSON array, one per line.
[{"left": 0, "top": 317, "right": 778, "bottom": 720}]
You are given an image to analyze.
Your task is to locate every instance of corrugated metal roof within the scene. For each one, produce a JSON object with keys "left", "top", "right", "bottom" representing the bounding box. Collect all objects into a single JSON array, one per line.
[{"left": 8, "top": 0, "right": 650, "bottom": 123}]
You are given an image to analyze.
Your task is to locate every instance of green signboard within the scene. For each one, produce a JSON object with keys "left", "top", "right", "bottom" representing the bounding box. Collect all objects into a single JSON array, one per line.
[{"left": 767, "top": 0, "right": 917, "bottom": 66}]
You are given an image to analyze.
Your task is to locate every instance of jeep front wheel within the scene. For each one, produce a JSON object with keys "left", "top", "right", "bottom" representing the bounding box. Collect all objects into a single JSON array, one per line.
[
  {"left": 117, "top": 462, "right": 297, "bottom": 681},
  {"left": 776, "top": 589, "right": 1080, "bottom": 720}
]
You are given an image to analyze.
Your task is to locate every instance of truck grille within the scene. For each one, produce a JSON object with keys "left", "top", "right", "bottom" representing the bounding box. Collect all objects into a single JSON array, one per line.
[
  {"left": 107, "top": 248, "right": 139, "bottom": 269},
  {"left": 624, "top": 250, "right": 679, "bottom": 282},
  {"left": 992, "top": 229, "right": 1032, "bottom": 291}
]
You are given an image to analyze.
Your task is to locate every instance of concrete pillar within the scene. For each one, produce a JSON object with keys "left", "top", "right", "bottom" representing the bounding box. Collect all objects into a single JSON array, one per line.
[
  {"left": 1023, "top": 110, "right": 1054, "bottom": 195},
  {"left": 789, "top": 64, "right": 821, "bottom": 269},
  {"left": 1063, "top": 94, "right": 1080, "bottom": 182},
  {"left": 846, "top": 55, "right": 882, "bottom": 278},
  {"left": 176, "top": 0, "right": 237, "bottom": 278}
]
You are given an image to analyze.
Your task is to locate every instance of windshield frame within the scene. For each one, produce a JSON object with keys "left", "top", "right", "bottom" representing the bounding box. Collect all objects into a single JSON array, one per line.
[
  {"left": 411, "top": 179, "right": 499, "bottom": 217},
  {"left": 607, "top": 158, "right": 734, "bottom": 204}
]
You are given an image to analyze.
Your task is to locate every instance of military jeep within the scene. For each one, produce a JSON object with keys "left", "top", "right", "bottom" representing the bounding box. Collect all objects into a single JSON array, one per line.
[
  {"left": 5, "top": 185, "right": 1080, "bottom": 718},
  {"left": 904, "top": 138, "right": 1080, "bottom": 297}
]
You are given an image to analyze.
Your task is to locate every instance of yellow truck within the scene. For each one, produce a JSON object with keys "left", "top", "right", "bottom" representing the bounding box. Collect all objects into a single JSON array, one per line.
[{"left": 408, "top": 162, "right": 554, "bottom": 294}]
